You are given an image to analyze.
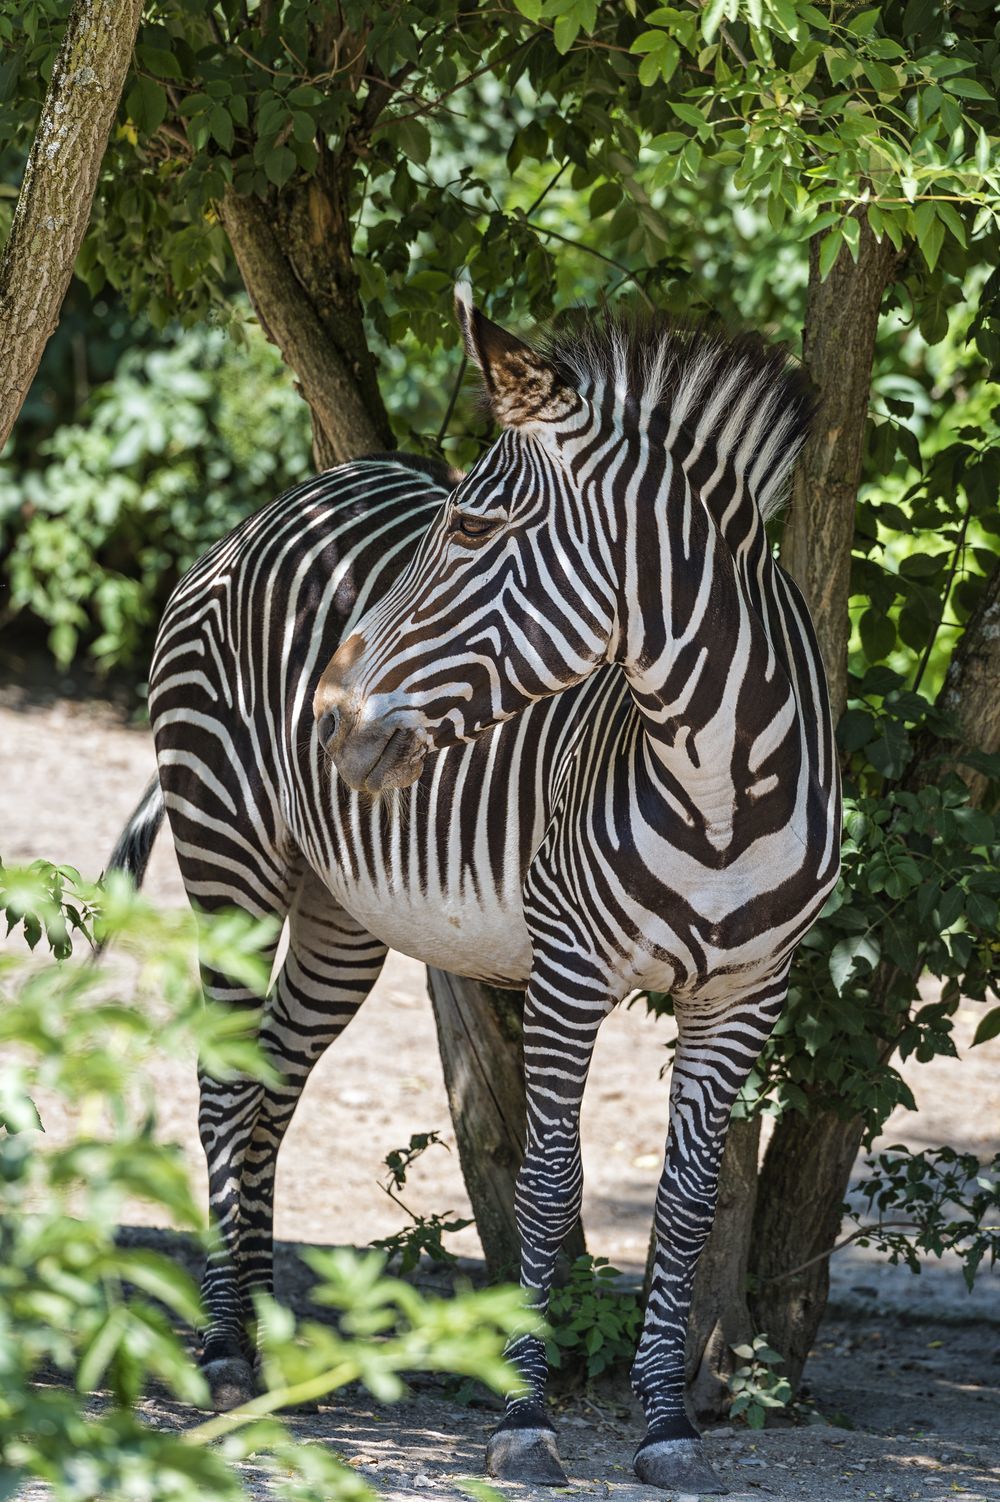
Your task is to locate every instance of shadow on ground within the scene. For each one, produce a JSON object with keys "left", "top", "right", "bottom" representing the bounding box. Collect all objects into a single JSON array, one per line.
[{"left": 98, "top": 1226, "right": 1000, "bottom": 1502}]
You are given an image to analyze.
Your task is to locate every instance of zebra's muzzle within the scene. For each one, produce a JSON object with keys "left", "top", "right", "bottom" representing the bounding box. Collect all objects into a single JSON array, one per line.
[{"left": 322, "top": 714, "right": 428, "bottom": 793}]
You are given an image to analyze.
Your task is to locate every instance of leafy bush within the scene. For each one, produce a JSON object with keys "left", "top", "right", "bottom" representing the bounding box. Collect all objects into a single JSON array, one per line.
[
  {"left": 545, "top": 1255, "right": 642, "bottom": 1382},
  {"left": 850, "top": 1146, "right": 1000, "bottom": 1290},
  {"left": 0, "top": 863, "right": 534, "bottom": 1502},
  {"left": 756, "top": 684, "right": 1000, "bottom": 1138},
  {"left": 0, "top": 322, "right": 312, "bottom": 670}
]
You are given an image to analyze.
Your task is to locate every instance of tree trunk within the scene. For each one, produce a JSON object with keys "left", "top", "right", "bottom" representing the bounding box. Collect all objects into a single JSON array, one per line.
[
  {"left": 220, "top": 172, "right": 392, "bottom": 469},
  {"left": 909, "top": 560, "right": 1000, "bottom": 807},
  {"left": 749, "top": 1108, "right": 867, "bottom": 1390},
  {"left": 0, "top": 0, "right": 143, "bottom": 451},
  {"left": 781, "top": 213, "right": 899, "bottom": 719},
  {"left": 750, "top": 559, "right": 1000, "bottom": 1388},
  {"left": 685, "top": 1116, "right": 762, "bottom": 1420},
  {"left": 427, "top": 969, "right": 585, "bottom": 1282}
]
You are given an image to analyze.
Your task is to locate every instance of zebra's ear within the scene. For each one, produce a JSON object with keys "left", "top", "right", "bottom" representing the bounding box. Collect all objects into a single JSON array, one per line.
[{"left": 453, "top": 279, "right": 577, "bottom": 428}]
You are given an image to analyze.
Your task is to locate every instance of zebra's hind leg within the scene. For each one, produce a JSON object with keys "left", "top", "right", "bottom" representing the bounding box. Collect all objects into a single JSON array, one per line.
[
  {"left": 630, "top": 978, "right": 786, "bottom": 1495},
  {"left": 236, "top": 871, "right": 388, "bottom": 1328},
  {"left": 486, "top": 960, "right": 615, "bottom": 1486},
  {"left": 197, "top": 940, "right": 284, "bottom": 1412}
]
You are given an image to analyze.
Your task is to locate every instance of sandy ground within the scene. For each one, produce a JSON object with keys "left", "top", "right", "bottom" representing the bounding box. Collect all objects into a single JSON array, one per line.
[{"left": 1, "top": 660, "right": 998, "bottom": 1501}]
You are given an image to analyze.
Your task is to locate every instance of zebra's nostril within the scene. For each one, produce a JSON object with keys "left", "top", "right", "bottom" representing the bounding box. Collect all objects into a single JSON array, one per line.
[{"left": 317, "top": 708, "right": 341, "bottom": 747}]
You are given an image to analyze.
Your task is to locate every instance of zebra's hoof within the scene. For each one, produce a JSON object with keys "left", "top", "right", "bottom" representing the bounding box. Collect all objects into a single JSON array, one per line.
[
  {"left": 633, "top": 1437, "right": 727, "bottom": 1494},
  {"left": 486, "top": 1426, "right": 568, "bottom": 1485},
  {"left": 201, "top": 1356, "right": 256, "bottom": 1412}
]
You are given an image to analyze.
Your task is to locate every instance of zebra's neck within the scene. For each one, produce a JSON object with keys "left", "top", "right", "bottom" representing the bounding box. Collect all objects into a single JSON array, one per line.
[{"left": 614, "top": 444, "right": 800, "bottom": 846}]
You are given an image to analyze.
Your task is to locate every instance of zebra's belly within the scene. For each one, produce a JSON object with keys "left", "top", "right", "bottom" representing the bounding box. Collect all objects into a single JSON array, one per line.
[{"left": 322, "top": 868, "right": 534, "bottom": 986}]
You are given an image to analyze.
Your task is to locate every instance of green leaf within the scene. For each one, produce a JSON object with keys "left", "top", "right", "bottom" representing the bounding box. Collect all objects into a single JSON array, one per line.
[
  {"left": 830, "top": 934, "right": 880, "bottom": 994},
  {"left": 847, "top": 7, "right": 880, "bottom": 34},
  {"left": 701, "top": 0, "right": 728, "bottom": 41},
  {"left": 136, "top": 44, "right": 182, "bottom": 81},
  {"left": 838, "top": 708, "right": 875, "bottom": 752},
  {"left": 125, "top": 76, "right": 167, "bottom": 135},
  {"left": 670, "top": 101, "right": 708, "bottom": 131},
  {"left": 943, "top": 77, "right": 993, "bottom": 100},
  {"left": 818, "top": 227, "right": 843, "bottom": 280},
  {"left": 553, "top": 13, "right": 580, "bottom": 54},
  {"left": 589, "top": 181, "right": 620, "bottom": 218},
  {"left": 972, "top": 1007, "right": 1000, "bottom": 1046},
  {"left": 975, "top": 129, "right": 991, "bottom": 175},
  {"left": 916, "top": 208, "right": 945, "bottom": 273},
  {"left": 264, "top": 146, "right": 296, "bottom": 187},
  {"left": 859, "top": 608, "right": 896, "bottom": 663},
  {"left": 951, "top": 807, "right": 993, "bottom": 845}
]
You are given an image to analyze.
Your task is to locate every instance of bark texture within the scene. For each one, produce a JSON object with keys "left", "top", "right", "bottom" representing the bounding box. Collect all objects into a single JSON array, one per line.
[
  {"left": 909, "top": 560, "right": 1000, "bottom": 807},
  {"left": 750, "top": 559, "right": 1000, "bottom": 1387},
  {"left": 428, "top": 969, "right": 585, "bottom": 1282},
  {"left": 685, "top": 1116, "right": 762, "bottom": 1420},
  {"left": 0, "top": 0, "right": 143, "bottom": 451},
  {"left": 728, "top": 215, "right": 900, "bottom": 1392},
  {"left": 781, "top": 214, "right": 898, "bottom": 719},
  {"left": 220, "top": 177, "right": 392, "bottom": 469}
]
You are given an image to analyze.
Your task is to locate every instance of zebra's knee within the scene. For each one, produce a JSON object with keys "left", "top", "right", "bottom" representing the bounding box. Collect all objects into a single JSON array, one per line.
[
  {"left": 651, "top": 1176, "right": 717, "bottom": 1256},
  {"left": 515, "top": 1143, "right": 584, "bottom": 1249}
]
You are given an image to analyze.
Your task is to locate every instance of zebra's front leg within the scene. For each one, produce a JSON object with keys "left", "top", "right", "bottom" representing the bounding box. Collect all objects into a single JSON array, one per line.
[
  {"left": 486, "top": 963, "right": 612, "bottom": 1486},
  {"left": 631, "top": 983, "right": 785, "bottom": 1494}
]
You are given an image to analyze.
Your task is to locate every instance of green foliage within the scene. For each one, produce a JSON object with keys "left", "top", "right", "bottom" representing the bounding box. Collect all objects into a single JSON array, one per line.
[
  {"left": 747, "top": 681, "right": 1000, "bottom": 1140},
  {"left": 545, "top": 1256, "right": 642, "bottom": 1381},
  {"left": 1, "top": 858, "right": 97, "bottom": 958},
  {"left": 0, "top": 321, "right": 311, "bottom": 669},
  {"left": 0, "top": 865, "right": 535, "bottom": 1500},
  {"left": 4, "top": 0, "right": 998, "bottom": 369},
  {"left": 727, "top": 1334, "right": 792, "bottom": 1429},
  {"left": 4, "top": 1, "right": 999, "bottom": 673},
  {"left": 371, "top": 1131, "right": 474, "bottom": 1274},
  {"left": 850, "top": 1145, "right": 1000, "bottom": 1289}
]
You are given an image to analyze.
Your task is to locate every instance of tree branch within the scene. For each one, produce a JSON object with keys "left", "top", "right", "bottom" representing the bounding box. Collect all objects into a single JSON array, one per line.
[{"left": 0, "top": 0, "right": 144, "bottom": 452}]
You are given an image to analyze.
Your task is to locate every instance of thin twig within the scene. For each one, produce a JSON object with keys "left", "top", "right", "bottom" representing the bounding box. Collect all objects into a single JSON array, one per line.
[
  {"left": 437, "top": 353, "right": 468, "bottom": 446},
  {"left": 757, "top": 1222, "right": 920, "bottom": 1283},
  {"left": 526, "top": 220, "right": 655, "bottom": 310},
  {"left": 911, "top": 495, "right": 972, "bottom": 697},
  {"left": 523, "top": 160, "right": 568, "bottom": 218}
]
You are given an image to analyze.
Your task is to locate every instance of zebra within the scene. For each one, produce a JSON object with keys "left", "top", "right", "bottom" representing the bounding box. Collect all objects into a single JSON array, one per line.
[{"left": 109, "top": 284, "right": 840, "bottom": 1495}]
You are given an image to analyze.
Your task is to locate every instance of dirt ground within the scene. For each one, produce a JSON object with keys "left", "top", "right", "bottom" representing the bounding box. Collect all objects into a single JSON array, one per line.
[{"left": 1, "top": 655, "right": 998, "bottom": 1502}]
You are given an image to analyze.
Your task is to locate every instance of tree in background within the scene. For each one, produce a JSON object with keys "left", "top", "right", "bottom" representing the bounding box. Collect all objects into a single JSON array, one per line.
[
  {"left": 2, "top": 0, "right": 999, "bottom": 1415},
  {"left": 0, "top": 0, "right": 143, "bottom": 449}
]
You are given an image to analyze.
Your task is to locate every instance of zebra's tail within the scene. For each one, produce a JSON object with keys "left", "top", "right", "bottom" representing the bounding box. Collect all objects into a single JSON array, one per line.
[
  {"left": 93, "top": 775, "right": 165, "bottom": 958},
  {"left": 105, "top": 774, "right": 165, "bottom": 887}
]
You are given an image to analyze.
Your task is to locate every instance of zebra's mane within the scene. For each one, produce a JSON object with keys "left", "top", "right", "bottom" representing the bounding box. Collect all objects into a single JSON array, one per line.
[{"left": 539, "top": 310, "right": 815, "bottom": 521}]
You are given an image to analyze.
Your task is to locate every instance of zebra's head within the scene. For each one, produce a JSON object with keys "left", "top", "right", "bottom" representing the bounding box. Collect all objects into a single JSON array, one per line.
[
  {"left": 313, "top": 284, "right": 623, "bottom": 793},
  {"left": 314, "top": 284, "right": 811, "bottom": 793}
]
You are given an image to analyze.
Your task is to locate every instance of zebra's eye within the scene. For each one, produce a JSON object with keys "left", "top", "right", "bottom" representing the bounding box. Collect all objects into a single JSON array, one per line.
[{"left": 452, "top": 511, "right": 500, "bottom": 540}]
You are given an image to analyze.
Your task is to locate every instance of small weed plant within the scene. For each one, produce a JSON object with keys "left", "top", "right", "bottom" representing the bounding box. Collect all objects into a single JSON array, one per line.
[
  {"left": 371, "top": 1130, "right": 473, "bottom": 1274},
  {"left": 851, "top": 1146, "right": 1000, "bottom": 1287},
  {"left": 727, "top": 1334, "right": 792, "bottom": 1429}
]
